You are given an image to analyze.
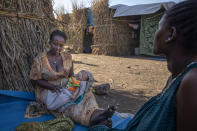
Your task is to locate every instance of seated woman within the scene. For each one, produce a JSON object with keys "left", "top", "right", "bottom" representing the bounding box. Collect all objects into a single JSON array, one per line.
[
  {"left": 89, "top": 0, "right": 197, "bottom": 130},
  {"left": 30, "top": 30, "right": 115, "bottom": 127}
]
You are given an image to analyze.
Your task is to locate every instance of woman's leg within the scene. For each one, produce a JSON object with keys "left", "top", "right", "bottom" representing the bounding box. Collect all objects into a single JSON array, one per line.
[
  {"left": 89, "top": 106, "right": 116, "bottom": 127},
  {"left": 50, "top": 91, "right": 113, "bottom": 127}
]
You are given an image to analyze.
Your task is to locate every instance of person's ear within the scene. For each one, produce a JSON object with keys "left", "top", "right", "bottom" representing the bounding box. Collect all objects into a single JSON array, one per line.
[{"left": 165, "top": 26, "right": 177, "bottom": 43}]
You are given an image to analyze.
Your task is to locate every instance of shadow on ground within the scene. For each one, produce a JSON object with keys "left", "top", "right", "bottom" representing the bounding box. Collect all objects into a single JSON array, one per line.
[
  {"left": 94, "top": 89, "right": 150, "bottom": 114},
  {"left": 73, "top": 61, "right": 98, "bottom": 67},
  {"left": 115, "top": 55, "right": 166, "bottom": 61}
]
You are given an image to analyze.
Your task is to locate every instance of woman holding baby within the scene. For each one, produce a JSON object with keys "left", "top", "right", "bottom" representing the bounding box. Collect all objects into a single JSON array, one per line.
[{"left": 30, "top": 30, "right": 115, "bottom": 127}]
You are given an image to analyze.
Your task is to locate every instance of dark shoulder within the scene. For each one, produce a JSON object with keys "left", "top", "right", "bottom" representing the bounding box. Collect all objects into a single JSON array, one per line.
[
  {"left": 177, "top": 68, "right": 197, "bottom": 100},
  {"left": 181, "top": 68, "right": 197, "bottom": 86},
  {"left": 176, "top": 68, "right": 197, "bottom": 131}
]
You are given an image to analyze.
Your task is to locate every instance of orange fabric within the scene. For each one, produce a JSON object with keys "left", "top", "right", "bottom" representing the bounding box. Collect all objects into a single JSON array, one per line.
[
  {"left": 66, "top": 77, "right": 81, "bottom": 92},
  {"left": 67, "top": 86, "right": 77, "bottom": 92},
  {"left": 71, "top": 77, "right": 81, "bottom": 85}
]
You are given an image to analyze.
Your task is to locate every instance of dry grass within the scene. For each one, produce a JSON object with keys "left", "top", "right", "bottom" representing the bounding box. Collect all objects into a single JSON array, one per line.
[
  {"left": 57, "top": 0, "right": 88, "bottom": 53},
  {"left": 91, "top": 0, "right": 135, "bottom": 56},
  {"left": 57, "top": 0, "right": 136, "bottom": 56},
  {"left": 91, "top": 0, "right": 112, "bottom": 55},
  {"left": 0, "top": 0, "right": 56, "bottom": 92}
]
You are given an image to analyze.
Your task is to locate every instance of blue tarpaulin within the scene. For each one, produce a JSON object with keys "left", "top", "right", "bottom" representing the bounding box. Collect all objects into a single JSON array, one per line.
[
  {"left": 0, "top": 90, "right": 132, "bottom": 131},
  {"left": 87, "top": 9, "right": 94, "bottom": 26}
]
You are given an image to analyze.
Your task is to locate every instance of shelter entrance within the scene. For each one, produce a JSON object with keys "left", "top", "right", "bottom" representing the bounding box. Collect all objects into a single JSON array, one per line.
[{"left": 83, "top": 30, "right": 93, "bottom": 53}]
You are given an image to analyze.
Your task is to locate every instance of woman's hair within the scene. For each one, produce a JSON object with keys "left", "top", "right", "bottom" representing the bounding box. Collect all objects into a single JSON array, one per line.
[
  {"left": 49, "top": 30, "right": 67, "bottom": 42},
  {"left": 164, "top": 0, "right": 197, "bottom": 53}
]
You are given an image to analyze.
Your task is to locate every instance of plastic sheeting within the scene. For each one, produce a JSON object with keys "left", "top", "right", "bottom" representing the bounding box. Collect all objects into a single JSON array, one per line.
[
  {"left": 139, "top": 13, "right": 163, "bottom": 56},
  {"left": 88, "top": 9, "right": 94, "bottom": 26},
  {"left": 110, "top": 2, "right": 175, "bottom": 17},
  {"left": 0, "top": 90, "right": 133, "bottom": 131}
]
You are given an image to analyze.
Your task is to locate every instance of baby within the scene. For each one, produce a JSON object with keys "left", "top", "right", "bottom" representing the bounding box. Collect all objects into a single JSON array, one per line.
[
  {"left": 65, "top": 70, "right": 90, "bottom": 100},
  {"left": 45, "top": 70, "right": 94, "bottom": 112}
]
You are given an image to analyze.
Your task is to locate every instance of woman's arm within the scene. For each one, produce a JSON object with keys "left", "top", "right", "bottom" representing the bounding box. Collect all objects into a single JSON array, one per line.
[
  {"left": 176, "top": 68, "right": 197, "bottom": 131},
  {"left": 35, "top": 80, "right": 60, "bottom": 93},
  {"left": 69, "top": 62, "right": 74, "bottom": 77}
]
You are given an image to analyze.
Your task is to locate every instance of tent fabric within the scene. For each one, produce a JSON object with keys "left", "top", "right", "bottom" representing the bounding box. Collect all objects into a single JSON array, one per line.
[
  {"left": 87, "top": 9, "right": 94, "bottom": 26},
  {"left": 110, "top": 2, "right": 175, "bottom": 17},
  {"left": 0, "top": 90, "right": 133, "bottom": 131},
  {"left": 110, "top": 4, "right": 127, "bottom": 10},
  {"left": 139, "top": 13, "right": 163, "bottom": 56}
]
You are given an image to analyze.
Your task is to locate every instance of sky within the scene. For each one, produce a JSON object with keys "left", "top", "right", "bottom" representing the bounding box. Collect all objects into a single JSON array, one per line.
[{"left": 53, "top": 0, "right": 182, "bottom": 13}]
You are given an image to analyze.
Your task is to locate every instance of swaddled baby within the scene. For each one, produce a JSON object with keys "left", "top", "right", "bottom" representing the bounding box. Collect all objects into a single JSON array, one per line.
[
  {"left": 65, "top": 70, "right": 90, "bottom": 100},
  {"left": 45, "top": 70, "right": 94, "bottom": 112}
]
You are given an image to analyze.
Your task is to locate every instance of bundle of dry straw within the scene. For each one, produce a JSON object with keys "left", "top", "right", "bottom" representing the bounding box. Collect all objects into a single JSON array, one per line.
[
  {"left": 91, "top": 0, "right": 119, "bottom": 55},
  {"left": 57, "top": 0, "right": 134, "bottom": 56},
  {"left": 91, "top": 0, "right": 133, "bottom": 56},
  {"left": 57, "top": 1, "right": 88, "bottom": 53},
  {"left": 0, "top": 0, "right": 56, "bottom": 92}
]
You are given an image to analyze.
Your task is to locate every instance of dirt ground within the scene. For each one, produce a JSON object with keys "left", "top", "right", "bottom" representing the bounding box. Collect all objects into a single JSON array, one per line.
[{"left": 72, "top": 54, "right": 170, "bottom": 114}]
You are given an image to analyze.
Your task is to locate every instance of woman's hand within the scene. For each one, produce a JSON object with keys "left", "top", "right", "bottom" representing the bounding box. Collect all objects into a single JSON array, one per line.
[
  {"left": 35, "top": 80, "right": 61, "bottom": 93},
  {"left": 53, "top": 85, "right": 61, "bottom": 93}
]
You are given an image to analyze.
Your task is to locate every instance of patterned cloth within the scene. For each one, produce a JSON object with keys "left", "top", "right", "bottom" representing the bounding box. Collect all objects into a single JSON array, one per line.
[
  {"left": 140, "top": 13, "right": 163, "bottom": 56},
  {"left": 51, "top": 90, "right": 99, "bottom": 126},
  {"left": 87, "top": 25, "right": 94, "bottom": 33},
  {"left": 25, "top": 102, "right": 48, "bottom": 119},
  {"left": 88, "top": 62, "right": 197, "bottom": 131},
  {"left": 30, "top": 51, "right": 73, "bottom": 103},
  {"left": 16, "top": 118, "right": 74, "bottom": 131},
  {"left": 65, "top": 77, "right": 81, "bottom": 92}
]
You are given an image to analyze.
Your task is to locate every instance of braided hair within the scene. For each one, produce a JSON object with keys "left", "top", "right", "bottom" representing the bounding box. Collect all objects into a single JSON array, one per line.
[
  {"left": 164, "top": 0, "right": 197, "bottom": 54},
  {"left": 49, "top": 30, "right": 67, "bottom": 42}
]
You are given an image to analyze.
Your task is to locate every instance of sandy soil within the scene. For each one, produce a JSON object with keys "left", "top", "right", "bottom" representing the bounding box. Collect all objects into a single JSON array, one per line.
[{"left": 72, "top": 54, "right": 170, "bottom": 114}]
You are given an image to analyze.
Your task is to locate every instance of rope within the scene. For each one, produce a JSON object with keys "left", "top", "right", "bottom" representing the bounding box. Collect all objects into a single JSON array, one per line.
[
  {"left": 0, "top": 9, "right": 48, "bottom": 21},
  {"left": 104, "top": 18, "right": 140, "bottom": 22},
  {"left": 0, "top": 8, "right": 68, "bottom": 25}
]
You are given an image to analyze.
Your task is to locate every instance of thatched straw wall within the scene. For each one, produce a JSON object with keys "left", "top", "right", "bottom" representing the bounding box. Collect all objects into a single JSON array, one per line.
[
  {"left": 0, "top": 0, "right": 56, "bottom": 92},
  {"left": 91, "top": 0, "right": 135, "bottom": 56},
  {"left": 58, "top": 2, "right": 88, "bottom": 53},
  {"left": 91, "top": 0, "right": 111, "bottom": 55},
  {"left": 58, "top": 0, "right": 137, "bottom": 56},
  {"left": 92, "top": 20, "right": 134, "bottom": 56}
]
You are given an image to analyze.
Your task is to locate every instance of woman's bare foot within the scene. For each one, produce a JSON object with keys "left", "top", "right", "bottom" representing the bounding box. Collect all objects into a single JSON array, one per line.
[
  {"left": 97, "top": 119, "right": 112, "bottom": 128},
  {"left": 89, "top": 106, "right": 116, "bottom": 127}
]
